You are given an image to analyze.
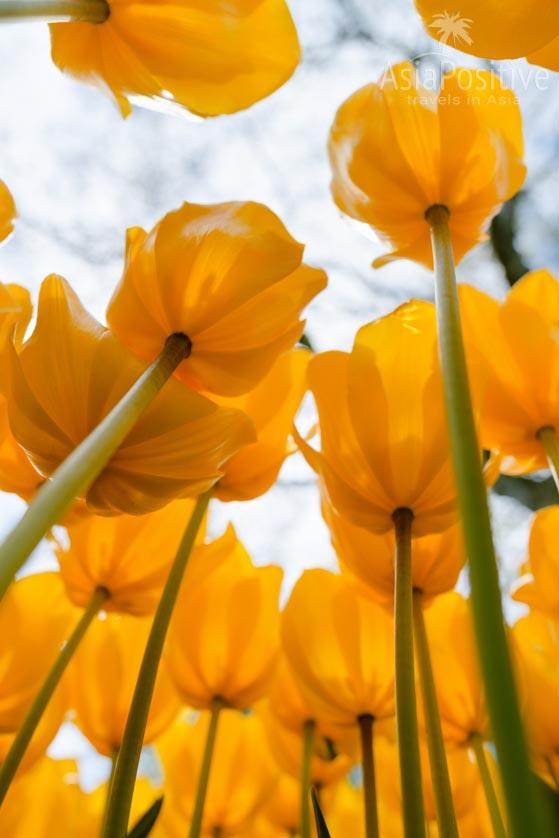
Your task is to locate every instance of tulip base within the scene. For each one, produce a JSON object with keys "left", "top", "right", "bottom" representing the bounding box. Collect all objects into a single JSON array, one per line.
[
  {"left": 470, "top": 732, "right": 507, "bottom": 838},
  {"left": 0, "top": 333, "right": 191, "bottom": 600},
  {"left": 0, "top": 585, "right": 108, "bottom": 802},
  {"left": 393, "top": 507, "right": 425, "bottom": 838},
  {"left": 0, "top": 0, "right": 109, "bottom": 21},
  {"left": 428, "top": 204, "right": 550, "bottom": 838},
  {"left": 412, "top": 591, "right": 457, "bottom": 838},
  {"left": 358, "top": 714, "right": 379, "bottom": 838},
  {"left": 102, "top": 490, "right": 211, "bottom": 838}
]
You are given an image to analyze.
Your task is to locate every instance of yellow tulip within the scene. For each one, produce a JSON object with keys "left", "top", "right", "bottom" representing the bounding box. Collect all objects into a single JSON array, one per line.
[
  {"left": 57, "top": 499, "right": 205, "bottom": 616},
  {"left": 215, "top": 348, "right": 310, "bottom": 501},
  {"left": 375, "top": 735, "right": 491, "bottom": 836},
  {"left": 0, "top": 573, "right": 74, "bottom": 772},
  {"left": 299, "top": 301, "right": 456, "bottom": 536},
  {"left": 262, "top": 706, "right": 353, "bottom": 788},
  {"left": 0, "top": 397, "right": 44, "bottom": 501},
  {"left": 323, "top": 781, "right": 365, "bottom": 838},
  {"left": 0, "top": 181, "right": 16, "bottom": 244},
  {"left": 323, "top": 492, "right": 465, "bottom": 600},
  {"left": 328, "top": 62, "right": 525, "bottom": 268},
  {"left": 414, "top": 0, "right": 559, "bottom": 65},
  {"left": 106, "top": 201, "right": 326, "bottom": 396},
  {"left": 282, "top": 569, "right": 394, "bottom": 727},
  {"left": 422, "top": 592, "right": 489, "bottom": 744},
  {"left": 0, "top": 758, "right": 84, "bottom": 837},
  {"left": 50, "top": 0, "right": 300, "bottom": 119},
  {"left": 3, "top": 274, "right": 253, "bottom": 515},
  {"left": 260, "top": 771, "right": 301, "bottom": 836},
  {"left": 166, "top": 526, "right": 282, "bottom": 710},
  {"left": 460, "top": 270, "right": 559, "bottom": 476},
  {"left": 68, "top": 613, "right": 180, "bottom": 755},
  {"left": 513, "top": 611, "right": 559, "bottom": 787},
  {"left": 512, "top": 506, "right": 559, "bottom": 619},
  {"left": 156, "top": 711, "right": 276, "bottom": 837}
]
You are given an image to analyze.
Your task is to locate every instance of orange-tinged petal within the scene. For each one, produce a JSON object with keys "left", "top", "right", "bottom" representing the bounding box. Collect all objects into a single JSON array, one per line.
[
  {"left": 166, "top": 527, "right": 282, "bottom": 709},
  {"left": 107, "top": 201, "right": 326, "bottom": 396},
  {"left": 511, "top": 506, "right": 559, "bottom": 619},
  {"left": 215, "top": 348, "right": 310, "bottom": 501},
  {"left": 58, "top": 498, "right": 204, "bottom": 615},
  {"left": 422, "top": 592, "right": 489, "bottom": 743},
  {"left": 281, "top": 569, "right": 395, "bottom": 726},
  {"left": 329, "top": 62, "right": 525, "bottom": 268},
  {"left": 528, "top": 34, "right": 559, "bottom": 71},
  {"left": 68, "top": 613, "right": 179, "bottom": 755},
  {"left": 0, "top": 180, "right": 16, "bottom": 244},
  {"left": 461, "top": 272, "right": 559, "bottom": 475},
  {"left": 414, "top": 0, "right": 559, "bottom": 59},
  {"left": 0, "top": 573, "right": 74, "bottom": 772},
  {"left": 4, "top": 274, "right": 254, "bottom": 515},
  {"left": 51, "top": 0, "right": 300, "bottom": 118}
]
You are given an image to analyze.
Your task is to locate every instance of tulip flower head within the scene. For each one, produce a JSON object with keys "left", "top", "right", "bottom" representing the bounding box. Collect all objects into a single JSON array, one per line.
[
  {"left": 513, "top": 611, "right": 559, "bottom": 786},
  {"left": 166, "top": 526, "right": 282, "bottom": 710},
  {"left": 422, "top": 592, "right": 489, "bottom": 744},
  {"left": 299, "top": 301, "right": 457, "bottom": 536},
  {"left": 323, "top": 492, "right": 465, "bottom": 600},
  {"left": 512, "top": 507, "right": 559, "bottom": 619},
  {"left": 106, "top": 201, "right": 327, "bottom": 396},
  {"left": 68, "top": 613, "right": 180, "bottom": 755},
  {"left": 460, "top": 270, "right": 559, "bottom": 476},
  {"left": 156, "top": 711, "right": 276, "bottom": 836},
  {"left": 214, "top": 348, "right": 310, "bottom": 501},
  {"left": 0, "top": 573, "right": 74, "bottom": 772},
  {"left": 50, "top": 0, "right": 301, "bottom": 118},
  {"left": 3, "top": 275, "right": 253, "bottom": 515},
  {"left": 414, "top": 0, "right": 559, "bottom": 68},
  {"left": 328, "top": 62, "right": 525, "bottom": 268},
  {"left": 282, "top": 569, "right": 395, "bottom": 728},
  {"left": 0, "top": 181, "right": 16, "bottom": 245},
  {"left": 57, "top": 499, "right": 205, "bottom": 615}
]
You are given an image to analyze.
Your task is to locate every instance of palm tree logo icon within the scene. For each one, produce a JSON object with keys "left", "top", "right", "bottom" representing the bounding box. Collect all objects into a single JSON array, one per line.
[{"left": 429, "top": 11, "right": 474, "bottom": 46}]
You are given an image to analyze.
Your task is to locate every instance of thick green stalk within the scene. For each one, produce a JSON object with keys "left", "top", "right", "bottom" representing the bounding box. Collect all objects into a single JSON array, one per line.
[
  {"left": 0, "top": 334, "right": 191, "bottom": 599},
  {"left": 0, "top": 585, "right": 107, "bottom": 802},
  {"left": 393, "top": 507, "right": 425, "bottom": 838},
  {"left": 0, "top": 0, "right": 108, "bottom": 20},
  {"left": 358, "top": 714, "right": 379, "bottom": 838},
  {"left": 188, "top": 698, "right": 223, "bottom": 838},
  {"left": 300, "top": 719, "right": 316, "bottom": 838},
  {"left": 537, "top": 426, "right": 559, "bottom": 494},
  {"left": 102, "top": 491, "right": 211, "bottom": 838},
  {"left": 428, "top": 204, "right": 549, "bottom": 838},
  {"left": 470, "top": 733, "right": 507, "bottom": 838},
  {"left": 412, "top": 590, "right": 458, "bottom": 838}
]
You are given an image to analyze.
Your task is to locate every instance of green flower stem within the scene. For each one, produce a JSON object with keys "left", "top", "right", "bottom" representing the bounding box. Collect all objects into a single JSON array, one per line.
[
  {"left": 537, "top": 426, "right": 559, "bottom": 493},
  {"left": 358, "top": 714, "right": 379, "bottom": 838},
  {"left": 428, "top": 204, "right": 550, "bottom": 838},
  {"left": 412, "top": 590, "right": 458, "bottom": 838},
  {"left": 0, "top": 0, "right": 108, "bottom": 21},
  {"left": 102, "top": 490, "right": 211, "bottom": 838},
  {"left": 300, "top": 719, "right": 316, "bottom": 838},
  {"left": 0, "top": 585, "right": 108, "bottom": 802},
  {"left": 188, "top": 697, "right": 224, "bottom": 838},
  {"left": 101, "top": 748, "right": 120, "bottom": 836},
  {"left": 393, "top": 507, "right": 425, "bottom": 838},
  {"left": 470, "top": 733, "right": 507, "bottom": 838},
  {"left": 0, "top": 334, "right": 191, "bottom": 599}
]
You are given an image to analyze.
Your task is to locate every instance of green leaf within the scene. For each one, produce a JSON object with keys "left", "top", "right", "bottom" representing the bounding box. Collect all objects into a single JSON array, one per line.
[
  {"left": 126, "top": 796, "right": 164, "bottom": 838},
  {"left": 311, "top": 786, "right": 331, "bottom": 838}
]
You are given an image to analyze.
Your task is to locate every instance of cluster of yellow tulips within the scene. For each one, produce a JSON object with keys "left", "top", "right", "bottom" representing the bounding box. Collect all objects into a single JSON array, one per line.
[{"left": 0, "top": 1, "right": 558, "bottom": 837}]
